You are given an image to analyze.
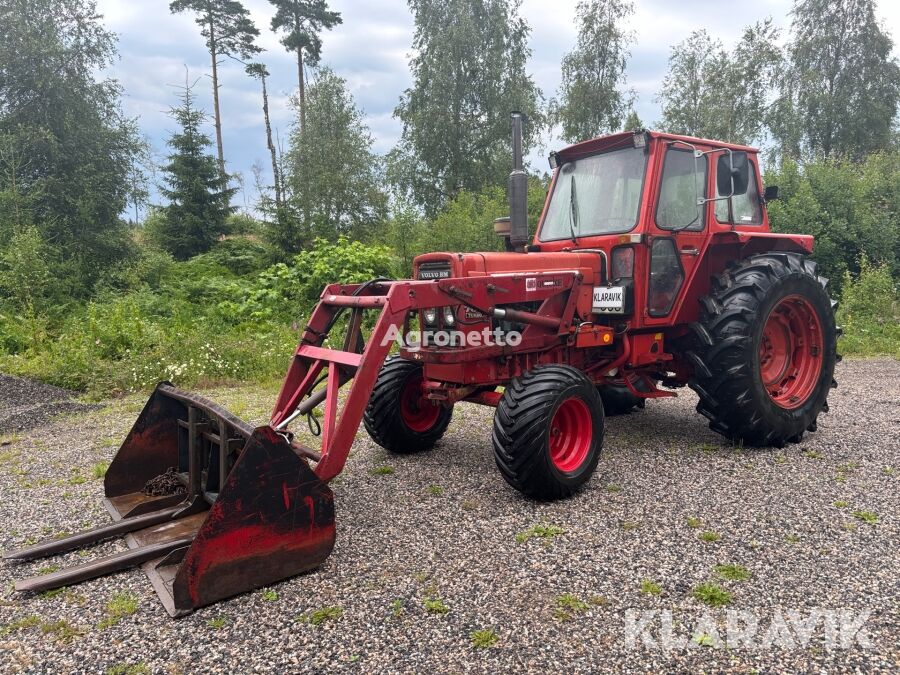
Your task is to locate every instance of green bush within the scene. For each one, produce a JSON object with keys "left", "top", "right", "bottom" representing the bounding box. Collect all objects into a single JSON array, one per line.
[{"left": 837, "top": 258, "right": 899, "bottom": 358}]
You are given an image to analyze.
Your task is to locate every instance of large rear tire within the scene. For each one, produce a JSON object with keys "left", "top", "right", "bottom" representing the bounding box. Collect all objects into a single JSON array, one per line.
[
  {"left": 685, "top": 253, "right": 838, "bottom": 447},
  {"left": 492, "top": 365, "right": 604, "bottom": 500},
  {"left": 363, "top": 357, "right": 452, "bottom": 453}
]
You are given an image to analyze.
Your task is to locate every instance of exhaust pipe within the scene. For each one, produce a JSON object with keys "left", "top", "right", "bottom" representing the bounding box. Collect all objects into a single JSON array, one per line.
[{"left": 508, "top": 111, "right": 529, "bottom": 251}]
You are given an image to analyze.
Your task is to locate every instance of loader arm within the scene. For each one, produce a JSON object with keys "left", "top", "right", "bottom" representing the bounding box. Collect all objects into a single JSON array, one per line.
[{"left": 4, "top": 272, "right": 584, "bottom": 616}]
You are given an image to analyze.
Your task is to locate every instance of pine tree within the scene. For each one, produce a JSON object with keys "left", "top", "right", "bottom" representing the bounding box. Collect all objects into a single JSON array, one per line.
[
  {"left": 623, "top": 109, "right": 642, "bottom": 131},
  {"left": 268, "top": 0, "right": 342, "bottom": 134},
  {"left": 151, "top": 79, "right": 236, "bottom": 260},
  {"left": 169, "top": 0, "right": 261, "bottom": 181},
  {"left": 556, "top": 0, "right": 634, "bottom": 143}
]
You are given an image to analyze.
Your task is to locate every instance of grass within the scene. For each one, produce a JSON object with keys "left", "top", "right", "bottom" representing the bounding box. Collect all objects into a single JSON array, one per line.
[
  {"left": 698, "top": 530, "right": 721, "bottom": 543},
  {"left": 852, "top": 510, "right": 878, "bottom": 525},
  {"left": 715, "top": 564, "right": 751, "bottom": 581},
  {"left": 261, "top": 589, "right": 278, "bottom": 601},
  {"left": 97, "top": 592, "right": 138, "bottom": 629},
  {"left": 390, "top": 599, "right": 404, "bottom": 617},
  {"left": 686, "top": 516, "right": 702, "bottom": 529},
  {"left": 370, "top": 465, "right": 395, "bottom": 476},
  {"left": 692, "top": 582, "right": 732, "bottom": 607},
  {"left": 554, "top": 593, "right": 589, "bottom": 621},
  {"left": 833, "top": 500, "right": 850, "bottom": 508},
  {"left": 106, "top": 664, "right": 150, "bottom": 675},
  {"left": 802, "top": 449, "right": 824, "bottom": 459},
  {"left": 0, "top": 614, "right": 41, "bottom": 636},
  {"left": 640, "top": 579, "right": 662, "bottom": 596},
  {"left": 785, "top": 534, "right": 801, "bottom": 544},
  {"left": 515, "top": 523, "right": 564, "bottom": 544},
  {"left": 67, "top": 471, "right": 87, "bottom": 485},
  {"left": 460, "top": 499, "right": 478, "bottom": 511},
  {"left": 207, "top": 617, "right": 227, "bottom": 629},
  {"left": 426, "top": 485, "right": 444, "bottom": 496},
  {"left": 883, "top": 466, "right": 895, "bottom": 476},
  {"left": 423, "top": 597, "right": 449, "bottom": 615},
  {"left": 471, "top": 629, "right": 499, "bottom": 648},
  {"left": 91, "top": 462, "right": 109, "bottom": 479},
  {"left": 40, "top": 619, "right": 82, "bottom": 642},
  {"left": 605, "top": 483, "right": 623, "bottom": 493},
  {"left": 620, "top": 520, "right": 640, "bottom": 531},
  {"left": 301, "top": 606, "right": 343, "bottom": 625}
]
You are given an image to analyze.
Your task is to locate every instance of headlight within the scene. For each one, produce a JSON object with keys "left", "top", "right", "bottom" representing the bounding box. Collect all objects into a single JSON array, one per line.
[
  {"left": 442, "top": 306, "right": 456, "bottom": 326},
  {"left": 423, "top": 308, "right": 438, "bottom": 326}
]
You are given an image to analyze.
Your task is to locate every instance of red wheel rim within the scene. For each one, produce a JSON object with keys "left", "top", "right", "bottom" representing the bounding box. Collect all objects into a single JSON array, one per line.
[
  {"left": 758, "top": 295, "right": 823, "bottom": 409},
  {"left": 549, "top": 397, "right": 593, "bottom": 473},
  {"left": 399, "top": 374, "right": 440, "bottom": 432}
]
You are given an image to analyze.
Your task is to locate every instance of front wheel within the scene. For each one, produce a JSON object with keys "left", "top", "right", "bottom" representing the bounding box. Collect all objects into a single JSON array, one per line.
[
  {"left": 492, "top": 365, "right": 604, "bottom": 500},
  {"left": 686, "top": 253, "right": 838, "bottom": 446},
  {"left": 363, "top": 357, "right": 452, "bottom": 453}
]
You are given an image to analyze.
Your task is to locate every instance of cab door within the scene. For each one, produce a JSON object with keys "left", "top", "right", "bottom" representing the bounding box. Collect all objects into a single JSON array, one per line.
[{"left": 644, "top": 143, "right": 710, "bottom": 324}]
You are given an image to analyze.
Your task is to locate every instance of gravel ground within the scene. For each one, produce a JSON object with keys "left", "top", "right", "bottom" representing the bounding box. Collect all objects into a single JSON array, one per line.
[
  {"left": 0, "top": 374, "right": 101, "bottom": 434},
  {"left": 0, "top": 359, "right": 897, "bottom": 674}
]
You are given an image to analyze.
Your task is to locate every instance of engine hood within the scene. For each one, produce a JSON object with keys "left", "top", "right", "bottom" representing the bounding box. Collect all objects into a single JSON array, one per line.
[{"left": 413, "top": 251, "right": 604, "bottom": 285}]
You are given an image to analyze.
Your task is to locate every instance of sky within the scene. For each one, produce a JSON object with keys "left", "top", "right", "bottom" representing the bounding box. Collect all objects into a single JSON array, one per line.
[{"left": 96, "top": 0, "right": 900, "bottom": 214}]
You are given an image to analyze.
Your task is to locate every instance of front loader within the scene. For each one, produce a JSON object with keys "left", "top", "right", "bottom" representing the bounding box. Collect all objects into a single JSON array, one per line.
[{"left": 5, "top": 114, "right": 839, "bottom": 615}]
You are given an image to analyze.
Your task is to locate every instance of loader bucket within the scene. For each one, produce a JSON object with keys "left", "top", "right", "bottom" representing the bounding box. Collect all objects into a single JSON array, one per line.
[{"left": 4, "top": 383, "right": 335, "bottom": 617}]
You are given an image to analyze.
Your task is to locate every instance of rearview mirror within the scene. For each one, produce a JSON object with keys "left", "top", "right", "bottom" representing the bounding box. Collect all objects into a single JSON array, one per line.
[
  {"left": 716, "top": 151, "right": 750, "bottom": 197},
  {"left": 764, "top": 185, "right": 779, "bottom": 202}
]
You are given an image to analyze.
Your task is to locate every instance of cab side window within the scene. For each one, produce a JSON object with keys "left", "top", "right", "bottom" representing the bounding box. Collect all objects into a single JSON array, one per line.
[
  {"left": 715, "top": 161, "right": 762, "bottom": 225},
  {"left": 656, "top": 148, "right": 708, "bottom": 231}
]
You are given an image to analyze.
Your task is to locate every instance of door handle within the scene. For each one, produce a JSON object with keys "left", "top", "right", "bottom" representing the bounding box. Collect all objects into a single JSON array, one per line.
[{"left": 680, "top": 247, "right": 700, "bottom": 256}]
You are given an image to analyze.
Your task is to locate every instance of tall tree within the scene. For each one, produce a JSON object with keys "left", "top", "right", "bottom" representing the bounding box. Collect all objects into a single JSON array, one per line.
[
  {"left": 393, "top": 0, "right": 543, "bottom": 216},
  {"left": 246, "top": 62, "right": 283, "bottom": 210},
  {"left": 555, "top": 0, "right": 634, "bottom": 143},
  {"left": 0, "top": 0, "right": 144, "bottom": 294},
  {"left": 169, "top": 0, "right": 261, "bottom": 180},
  {"left": 771, "top": 0, "right": 900, "bottom": 160},
  {"left": 150, "top": 78, "right": 236, "bottom": 260},
  {"left": 269, "top": 0, "right": 342, "bottom": 134},
  {"left": 276, "top": 69, "right": 388, "bottom": 252},
  {"left": 656, "top": 21, "right": 781, "bottom": 145}
]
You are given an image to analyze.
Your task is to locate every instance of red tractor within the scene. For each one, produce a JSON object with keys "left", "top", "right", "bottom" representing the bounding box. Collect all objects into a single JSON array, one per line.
[{"left": 6, "top": 115, "right": 838, "bottom": 615}]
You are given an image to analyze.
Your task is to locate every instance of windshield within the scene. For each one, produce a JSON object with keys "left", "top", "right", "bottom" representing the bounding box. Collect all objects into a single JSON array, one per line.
[{"left": 539, "top": 146, "right": 646, "bottom": 241}]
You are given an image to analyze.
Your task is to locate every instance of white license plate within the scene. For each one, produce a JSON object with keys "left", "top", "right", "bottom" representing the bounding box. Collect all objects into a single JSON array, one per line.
[{"left": 592, "top": 286, "right": 625, "bottom": 313}]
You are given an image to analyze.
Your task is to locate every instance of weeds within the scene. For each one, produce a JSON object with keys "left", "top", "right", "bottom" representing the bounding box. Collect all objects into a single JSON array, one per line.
[
  {"left": 640, "top": 580, "right": 662, "bottom": 596},
  {"left": 852, "top": 510, "right": 878, "bottom": 525},
  {"left": 92, "top": 462, "right": 109, "bottom": 478},
  {"left": 106, "top": 663, "right": 150, "bottom": 675},
  {"left": 715, "top": 564, "right": 750, "bottom": 581},
  {"left": 516, "top": 524, "right": 564, "bottom": 544},
  {"left": 261, "top": 589, "right": 278, "bottom": 601},
  {"left": 698, "top": 530, "right": 721, "bottom": 543},
  {"left": 426, "top": 485, "right": 444, "bottom": 496},
  {"left": 423, "top": 597, "right": 449, "bottom": 615},
  {"left": 686, "top": 516, "right": 702, "bottom": 529},
  {"left": 301, "top": 606, "right": 343, "bottom": 625},
  {"left": 370, "top": 465, "right": 395, "bottom": 476},
  {"left": 471, "top": 629, "right": 499, "bottom": 648},
  {"left": 692, "top": 582, "right": 732, "bottom": 607},
  {"left": 207, "top": 617, "right": 226, "bottom": 629},
  {"left": 98, "top": 592, "right": 138, "bottom": 629},
  {"left": 833, "top": 500, "right": 850, "bottom": 508},
  {"left": 554, "top": 593, "right": 589, "bottom": 621}
]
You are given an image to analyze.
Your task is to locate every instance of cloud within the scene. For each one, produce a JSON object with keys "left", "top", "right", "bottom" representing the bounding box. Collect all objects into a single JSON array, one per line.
[{"left": 95, "top": 0, "right": 899, "bottom": 211}]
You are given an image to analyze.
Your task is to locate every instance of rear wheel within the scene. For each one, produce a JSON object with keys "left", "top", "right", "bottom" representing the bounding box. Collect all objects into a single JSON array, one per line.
[
  {"left": 364, "top": 357, "right": 452, "bottom": 453},
  {"left": 492, "top": 365, "right": 604, "bottom": 500},
  {"left": 685, "top": 253, "right": 838, "bottom": 446}
]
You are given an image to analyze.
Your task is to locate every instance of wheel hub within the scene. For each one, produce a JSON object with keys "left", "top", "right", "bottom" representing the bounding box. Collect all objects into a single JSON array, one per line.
[
  {"left": 759, "top": 295, "right": 823, "bottom": 409},
  {"left": 399, "top": 375, "right": 441, "bottom": 432},
  {"left": 548, "top": 398, "right": 592, "bottom": 473}
]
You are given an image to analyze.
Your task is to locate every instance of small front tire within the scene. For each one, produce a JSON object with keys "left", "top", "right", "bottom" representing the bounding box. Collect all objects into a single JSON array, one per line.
[
  {"left": 492, "top": 365, "right": 604, "bottom": 500},
  {"left": 364, "top": 357, "right": 452, "bottom": 453}
]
